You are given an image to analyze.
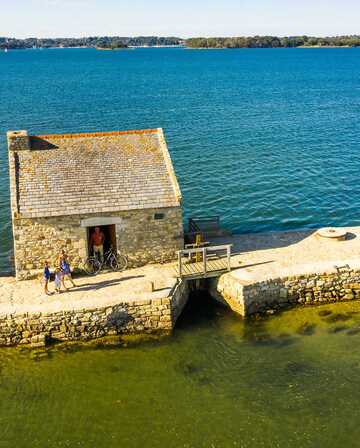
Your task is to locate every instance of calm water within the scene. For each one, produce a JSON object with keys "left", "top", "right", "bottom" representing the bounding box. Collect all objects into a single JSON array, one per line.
[
  {"left": 1, "top": 48, "right": 360, "bottom": 447},
  {"left": 2, "top": 295, "right": 360, "bottom": 447},
  {"left": 1, "top": 47, "right": 360, "bottom": 270}
]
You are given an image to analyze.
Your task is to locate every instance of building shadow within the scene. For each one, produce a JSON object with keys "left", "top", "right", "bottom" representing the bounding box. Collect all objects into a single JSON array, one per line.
[
  {"left": 212, "top": 228, "right": 358, "bottom": 255},
  {"left": 235, "top": 260, "right": 275, "bottom": 270},
  {"left": 73, "top": 275, "right": 145, "bottom": 292},
  {"left": 211, "top": 229, "right": 335, "bottom": 254},
  {"left": 30, "top": 137, "right": 59, "bottom": 150},
  {"left": 0, "top": 271, "right": 15, "bottom": 278},
  {"left": 346, "top": 232, "right": 357, "bottom": 241}
]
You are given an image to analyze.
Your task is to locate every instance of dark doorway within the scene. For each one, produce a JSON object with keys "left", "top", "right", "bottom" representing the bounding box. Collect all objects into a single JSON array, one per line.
[{"left": 87, "top": 224, "right": 117, "bottom": 256}]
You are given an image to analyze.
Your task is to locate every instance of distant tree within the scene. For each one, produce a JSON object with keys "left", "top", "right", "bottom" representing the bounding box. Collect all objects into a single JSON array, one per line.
[
  {"left": 2, "top": 35, "right": 360, "bottom": 51},
  {"left": 184, "top": 35, "right": 360, "bottom": 49}
]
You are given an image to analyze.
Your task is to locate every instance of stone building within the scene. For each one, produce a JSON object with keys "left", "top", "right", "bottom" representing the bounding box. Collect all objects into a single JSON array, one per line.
[{"left": 7, "top": 128, "right": 184, "bottom": 279}]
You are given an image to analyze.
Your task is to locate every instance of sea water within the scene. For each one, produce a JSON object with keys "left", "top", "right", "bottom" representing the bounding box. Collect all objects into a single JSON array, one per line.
[
  {"left": 1, "top": 47, "right": 360, "bottom": 271},
  {"left": 1, "top": 48, "right": 360, "bottom": 447},
  {"left": 2, "top": 295, "right": 360, "bottom": 447}
]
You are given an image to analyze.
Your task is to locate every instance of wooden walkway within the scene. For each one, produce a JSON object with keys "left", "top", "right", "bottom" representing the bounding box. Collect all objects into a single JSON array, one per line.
[{"left": 176, "top": 245, "right": 232, "bottom": 280}]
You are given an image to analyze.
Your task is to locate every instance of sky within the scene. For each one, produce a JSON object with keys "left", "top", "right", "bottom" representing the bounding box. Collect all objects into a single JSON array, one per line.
[{"left": 0, "top": 0, "right": 359, "bottom": 38}]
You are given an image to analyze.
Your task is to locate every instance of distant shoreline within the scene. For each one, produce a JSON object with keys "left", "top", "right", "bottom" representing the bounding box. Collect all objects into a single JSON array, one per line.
[
  {"left": 2, "top": 35, "right": 359, "bottom": 51},
  {"left": 186, "top": 35, "right": 360, "bottom": 50},
  {"left": 297, "top": 45, "right": 351, "bottom": 48},
  {"left": 1, "top": 45, "right": 184, "bottom": 51},
  {"left": 185, "top": 45, "right": 355, "bottom": 50},
  {"left": 2, "top": 43, "right": 358, "bottom": 52},
  {"left": 0, "top": 36, "right": 184, "bottom": 51},
  {"left": 95, "top": 47, "right": 130, "bottom": 51}
]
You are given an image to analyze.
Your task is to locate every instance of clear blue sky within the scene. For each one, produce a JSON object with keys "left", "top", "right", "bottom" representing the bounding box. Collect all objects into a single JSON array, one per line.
[{"left": 1, "top": 0, "right": 359, "bottom": 38}]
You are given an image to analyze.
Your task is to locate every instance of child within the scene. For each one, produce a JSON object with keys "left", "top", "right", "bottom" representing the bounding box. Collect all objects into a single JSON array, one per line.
[
  {"left": 43, "top": 261, "right": 52, "bottom": 295},
  {"left": 54, "top": 268, "right": 62, "bottom": 294}
]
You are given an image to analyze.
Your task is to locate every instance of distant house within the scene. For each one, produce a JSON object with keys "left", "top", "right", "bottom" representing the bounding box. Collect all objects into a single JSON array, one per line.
[{"left": 7, "top": 128, "right": 184, "bottom": 279}]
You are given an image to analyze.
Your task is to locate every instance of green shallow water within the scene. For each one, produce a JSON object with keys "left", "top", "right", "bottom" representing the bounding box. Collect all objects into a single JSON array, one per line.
[{"left": 2, "top": 295, "right": 360, "bottom": 447}]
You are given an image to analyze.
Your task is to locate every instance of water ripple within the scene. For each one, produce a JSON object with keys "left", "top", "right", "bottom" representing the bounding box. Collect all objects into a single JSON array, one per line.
[{"left": 1, "top": 48, "right": 360, "bottom": 270}]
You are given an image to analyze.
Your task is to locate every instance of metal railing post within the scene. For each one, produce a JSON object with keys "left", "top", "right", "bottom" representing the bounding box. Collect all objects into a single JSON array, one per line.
[
  {"left": 178, "top": 251, "right": 182, "bottom": 277},
  {"left": 203, "top": 247, "right": 207, "bottom": 275},
  {"left": 227, "top": 245, "right": 231, "bottom": 271}
]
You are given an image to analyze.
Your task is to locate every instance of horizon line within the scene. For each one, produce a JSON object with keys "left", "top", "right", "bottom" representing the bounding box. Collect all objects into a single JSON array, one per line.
[{"left": 3, "top": 33, "right": 360, "bottom": 40}]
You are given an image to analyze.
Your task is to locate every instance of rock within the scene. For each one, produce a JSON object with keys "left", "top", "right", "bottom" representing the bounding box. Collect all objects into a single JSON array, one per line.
[
  {"left": 31, "top": 341, "right": 46, "bottom": 348},
  {"left": 279, "top": 288, "right": 288, "bottom": 299}
]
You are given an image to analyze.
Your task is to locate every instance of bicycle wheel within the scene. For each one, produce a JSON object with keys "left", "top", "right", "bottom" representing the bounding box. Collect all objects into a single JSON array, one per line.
[
  {"left": 109, "top": 256, "right": 118, "bottom": 271},
  {"left": 110, "top": 254, "right": 128, "bottom": 272},
  {"left": 84, "top": 258, "right": 101, "bottom": 275},
  {"left": 117, "top": 254, "right": 128, "bottom": 272}
]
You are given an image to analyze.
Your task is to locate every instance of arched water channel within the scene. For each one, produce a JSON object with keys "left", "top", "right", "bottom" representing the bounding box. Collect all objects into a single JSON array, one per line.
[{"left": 1, "top": 292, "right": 360, "bottom": 447}]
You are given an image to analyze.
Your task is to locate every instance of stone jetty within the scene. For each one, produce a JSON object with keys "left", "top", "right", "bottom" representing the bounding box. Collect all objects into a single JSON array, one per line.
[
  {"left": 210, "top": 226, "right": 360, "bottom": 316},
  {"left": 2, "top": 226, "right": 360, "bottom": 347},
  {"left": 0, "top": 265, "right": 188, "bottom": 347}
]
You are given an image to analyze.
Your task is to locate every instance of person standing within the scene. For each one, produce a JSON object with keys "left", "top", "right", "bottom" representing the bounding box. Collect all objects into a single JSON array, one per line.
[
  {"left": 89, "top": 227, "right": 105, "bottom": 263},
  {"left": 59, "top": 249, "right": 76, "bottom": 289}
]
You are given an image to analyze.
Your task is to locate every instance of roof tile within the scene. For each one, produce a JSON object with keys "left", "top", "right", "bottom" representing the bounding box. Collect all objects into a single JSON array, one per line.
[{"left": 11, "top": 129, "right": 181, "bottom": 218}]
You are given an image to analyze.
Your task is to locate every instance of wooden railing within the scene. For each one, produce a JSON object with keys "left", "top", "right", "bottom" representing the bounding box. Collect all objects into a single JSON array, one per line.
[{"left": 177, "top": 244, "right": 232, "bottom": 279}]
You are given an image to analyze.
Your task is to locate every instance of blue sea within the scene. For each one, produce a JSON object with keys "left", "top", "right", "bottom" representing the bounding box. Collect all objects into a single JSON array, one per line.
[
  {"left": 3, "top": 47, "right": 360, "bottom": 448},
  {"left": 1, "top": 47, "right": 360, "bottom": 271}
]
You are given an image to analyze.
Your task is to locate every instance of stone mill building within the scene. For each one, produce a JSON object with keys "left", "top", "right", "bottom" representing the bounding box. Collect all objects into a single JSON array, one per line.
[{"left": 7, "top": 128, "right": 184, "bottom": 279}]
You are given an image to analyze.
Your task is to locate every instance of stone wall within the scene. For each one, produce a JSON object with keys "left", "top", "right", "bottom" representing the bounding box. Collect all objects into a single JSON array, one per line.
[
  {"left": 0, "top": 280, "right": 189, "bottom": 347},
  {"left": 171, "top": 278, "right": 190, "bottom": 322},
  {"left": 13, "top": 207, "right": 183, "bottom": 279},
  {"left": 7, "top": 130, "right": 30, "bottom": 152},
  {"left": 210, "top": 265, "right": 360, "bottom": 317}
]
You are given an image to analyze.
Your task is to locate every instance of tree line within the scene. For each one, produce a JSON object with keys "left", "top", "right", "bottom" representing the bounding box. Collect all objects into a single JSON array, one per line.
[
  {"left": 186, "top": 35, "right": 360, "bottom": 48},
  {"left": 0, "top": 36, "right": 183, "bottom": 50},
  {"left": 2, "top": 35, "right": 360, "bottom": 51}
]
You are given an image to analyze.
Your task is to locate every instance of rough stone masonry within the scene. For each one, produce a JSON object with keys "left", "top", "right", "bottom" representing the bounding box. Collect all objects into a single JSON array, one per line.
[
  {"left": 211, "top": 264, "right": 360, "bottom": 316},
  {"left": 0, "top": 279, "right": 189, "bottom": 347},
  {"left": 7, "top": 128, "right": 184, "bottom": 279}
]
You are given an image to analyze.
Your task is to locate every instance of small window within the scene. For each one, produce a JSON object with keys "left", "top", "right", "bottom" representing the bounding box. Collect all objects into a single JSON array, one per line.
[{"left": 154, "top": 213, "right": 165, "bottom": 220}]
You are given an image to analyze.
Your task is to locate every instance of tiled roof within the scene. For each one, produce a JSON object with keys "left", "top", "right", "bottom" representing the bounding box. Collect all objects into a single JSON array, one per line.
[{"left": 9, "top": 128, "right": 182, "bottom": 218}]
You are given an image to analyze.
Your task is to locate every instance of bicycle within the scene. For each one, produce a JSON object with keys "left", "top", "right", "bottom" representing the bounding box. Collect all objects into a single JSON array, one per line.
[{"left": 84, "top": 246, "right": 128, "bottom": 275}]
